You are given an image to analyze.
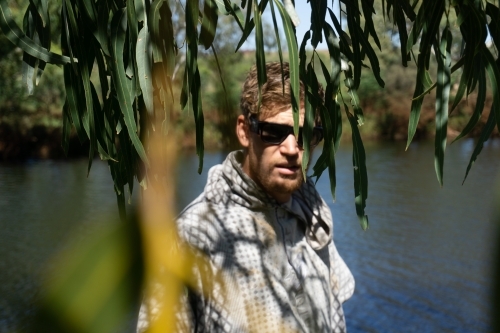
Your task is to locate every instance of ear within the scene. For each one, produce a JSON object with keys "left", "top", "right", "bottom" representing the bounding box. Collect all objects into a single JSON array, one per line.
[{"left": 236, "top": 115, "right": 250, "bottom": 148}]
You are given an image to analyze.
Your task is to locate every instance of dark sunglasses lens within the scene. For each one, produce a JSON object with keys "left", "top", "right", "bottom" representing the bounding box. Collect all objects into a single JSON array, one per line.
[
  {"left": 311, "top": 128, "right": 323, "bottom": 146},
  {"left": 297, "top": 128, "right": 323, "bottom": 147},
  {"left": 260, "top": 123, "right": 290, "bottom": 144}
]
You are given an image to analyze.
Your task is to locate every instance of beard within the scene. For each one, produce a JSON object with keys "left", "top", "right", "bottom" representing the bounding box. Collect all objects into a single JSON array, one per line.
[{"left": 249, "top": 158, "right": 304, "bottom": 200}]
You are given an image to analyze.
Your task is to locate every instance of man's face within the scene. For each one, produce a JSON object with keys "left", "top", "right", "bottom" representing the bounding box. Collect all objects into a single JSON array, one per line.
[{"left": 237, "top": 108, "right": 309, "bottom": 203}]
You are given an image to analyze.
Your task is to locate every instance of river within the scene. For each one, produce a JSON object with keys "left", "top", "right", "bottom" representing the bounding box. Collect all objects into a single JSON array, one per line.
[{"left": 0, "top": 139, "right": 499, "bottom": 332}]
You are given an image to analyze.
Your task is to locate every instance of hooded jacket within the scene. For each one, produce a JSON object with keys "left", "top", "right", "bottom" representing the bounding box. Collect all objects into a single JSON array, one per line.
[{"left": 176, "top": 150, "right": 354, "bottom": 333}]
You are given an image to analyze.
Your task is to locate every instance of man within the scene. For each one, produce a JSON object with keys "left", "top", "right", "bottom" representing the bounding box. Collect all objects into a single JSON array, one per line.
[{"left": 176, "top": 62, "right": 354, "bottom": 332}]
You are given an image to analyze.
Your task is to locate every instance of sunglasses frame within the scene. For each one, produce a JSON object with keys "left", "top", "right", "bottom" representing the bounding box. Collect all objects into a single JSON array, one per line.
[{"left": 248, "top": 116, "right": 323, "bottom": 147}]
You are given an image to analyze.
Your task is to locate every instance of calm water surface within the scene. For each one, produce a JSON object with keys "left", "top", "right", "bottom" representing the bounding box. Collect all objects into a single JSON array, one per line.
[{"left": 0, "top": 139, "right": 499, "bottom": 332}]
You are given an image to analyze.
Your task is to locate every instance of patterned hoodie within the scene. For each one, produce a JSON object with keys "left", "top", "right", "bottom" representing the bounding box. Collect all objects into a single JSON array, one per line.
[{"left": 175, "top": 150, "right": 355, "bottom": 333}]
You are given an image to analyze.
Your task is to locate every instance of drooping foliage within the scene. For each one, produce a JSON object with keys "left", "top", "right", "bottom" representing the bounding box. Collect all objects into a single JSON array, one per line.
[{"left": 1, "top": 0, "right": 500, "bottom": 229}]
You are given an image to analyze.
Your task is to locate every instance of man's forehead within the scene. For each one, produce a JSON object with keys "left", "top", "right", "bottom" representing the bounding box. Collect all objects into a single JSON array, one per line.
[{"left": 258, "top": 107, "right": 305, "bottom": 122}]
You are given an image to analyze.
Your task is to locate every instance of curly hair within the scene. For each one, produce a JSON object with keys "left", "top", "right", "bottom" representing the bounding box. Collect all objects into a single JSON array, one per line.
[{"left": 239, "top": 62, "right": 324, "bottom": 125}]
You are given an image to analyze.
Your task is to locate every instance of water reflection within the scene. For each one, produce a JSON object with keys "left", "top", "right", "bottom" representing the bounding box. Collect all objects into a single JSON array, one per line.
[{"left": 0, "top": 140, "right": 498, "bottom": 333}]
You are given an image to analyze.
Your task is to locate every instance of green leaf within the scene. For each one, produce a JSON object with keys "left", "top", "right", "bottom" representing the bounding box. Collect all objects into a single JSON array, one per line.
[
  {"left": 310, "top": 0, "right": 326, "bottom": 48},
  {"left": 219, "top": 0, "right": 244, "bottom": 31},
  {"left": 90, "top": 83, "right": 116, "bottom": 162},
  {"left": 235, "top": 0, "right": 254, "bottom": 52},
  {"left": 323, "top": 23, "right": 341, "bottom": 97},
  {"left": 462, "top": 105, "right": 496, "bottom": 184},
  {"left": 269, "top": 0, "right": 284, "bottom": 77},
  {"left": 127, "top": 0, "right": 139, "bottom": 47},
  {"left": 352, "top": 17, "right": 384, "bottom": 87},
  {"left": 0, "top": 0, "right": 70, "bottom": 64},
  {"left": 159, "top": 1, "right": 175, "bottom": 80},
  {"left": 345, "top": 108, "right": 368, "bottom": 230},
  {"left": 302, "top": 63, "right": 318, "bottom": 179},
  {"left": 434, "top": 27, "right": 452, "bottom": 187},
  {"left": 36, "top": 213, "right": 143, "bottom": 333},
  {"left": 200, "top": 0, "right": 218, "bottom": 49},
  {"left": 482, "top": 47, "right": 500, "bottom": 135},
  {"left": 360, "top": 0, "right": 381, "bottom": 50},
  {"left": 149, "top": 0, "right": 167, "bottom": 63},
  {"left": 344, "top": 67, "right": 364, "bottom": 126},
  {"left": 346, "top": 2, "right": 361, "bottom": 89},
  {"left": 29, "top": 0, "right": 48, "bottom": 27},
  {"left": 110, "top": 8, "right": 150, "bottom": 167},
  {"left": 96, "top": 1, "right": 111, "bottom": 56},
  {"left": 193, "top": 67, "right": 205, "bottom": 174},
  {"left": 406, "top": 52, "right": 426, "bottom": 149},
  {"left": 328, "top": 8, "right": 353, "bottom": 62},
  {"left": 452, "top": 57, "right": 485, "bottom": 143},
  {"left": 254, "top": 0, "right": 266, "bottom": 110},
  {"left": 63, "top": 64, "right": 87, "bottom": 143},
  {"left": 62, "top": 102, "right": 71, "bottom": 156},
  {"left": 80, "top": 0, "right": 97, "bottom": 24},
  {"left": 136, "top": 26, "right": 153, "bottom": 115},
  {"left": 274, "top": 0, "right": 299, "bottom": 135}
]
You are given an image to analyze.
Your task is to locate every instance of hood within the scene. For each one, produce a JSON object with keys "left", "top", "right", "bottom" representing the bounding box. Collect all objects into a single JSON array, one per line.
[{"left": 203, "top": 151, "right": 333, "bottom": 250}]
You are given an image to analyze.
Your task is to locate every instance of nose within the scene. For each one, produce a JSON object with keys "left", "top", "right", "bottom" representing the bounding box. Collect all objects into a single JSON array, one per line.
[{"left": 279, "top": 133, "right": 300, "bottom": 155}]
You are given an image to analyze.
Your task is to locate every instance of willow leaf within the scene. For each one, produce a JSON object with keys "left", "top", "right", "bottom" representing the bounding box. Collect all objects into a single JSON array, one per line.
[
  {"left": 411, "top": 56, "right": 465, "bottom": 102},
  {"left": 236, "top": 0, "right": 254, "bottom": 51},
  {"left": 312, "top": 57, "right": 335, "bottom": 188},
  {"left": 302, "top": 96, "right": 311, "bottom": 180},
  {"left": 159, "top": 1, "right": 175, "bottom": 81},
  {"left": 127, "top": 0, "right": 138, "bottom": 46},
  {"left": 310, "top": 0, "right": 326, "bottom": 48},
  {"left": 393, "top": 2, "right": 409, "bottom": 66},
  {"left": 61, "top": 1, "right": 76, "bottom": 69},
  {"left": 80, "top": 0, "right": 97, "bottom": 23},
  {"left": 311, "top": 59, "right": 332, "bottom": 183},
  {"left": 344, "top": 68, "right": 364, "bottom": 126},
  {"left": 200, "top": 0, "right": 218, "bottom": 49},
  {"left": 219, "top": 0, "right": 244, "bottom": 31},
  {"left": 77, "top": 33, "right": 97, "bottom": 175},
  {"left": 462, "top": 106, "right": 496, "bottom": 184},
  {"left": 298, "top": 31, "right": 309, "bottom": 80},
  {"left": 346, "top": 109, "right": 368, "bottom": 230},
  {"left": 353, "top": 19, "right": 384, "bottom": 87},
  {"left": 110, "top": 8, "right": 149, "bottom": 167},
  {"left": 268, "top": 0, "right": 284, "bottom": 79},
  {"left": 62, "top": 102, "right": 71, "bottom": 156},
  {"left": 254, "top": 0, "right": 266, "bottom": 111},
  {"left": 482, "top": 47, "right": 500, "bottom": 132},
  {"left": 136, "top": 26, "right": 153, "bottom": 115},
  {"left": 22, "top": 8, "right": 36, "bottom": 95},
  {"left": 29, "top": 0, "right": 48, "bottom": 27},
  {"left": 91, "top": 84, "right": 115, "bottom": 161},
  {"left": 302, "top": 64, "right": 318, "bottom": 179},
  {"left": 149, "top": 0, "right": 166, "bottom": 63},
  {"left": 406, "top": 52, "right": 426, "bottom": 149},
  {"left": 209, "top": 45, "right": 229, "bottom": 109},
  {"left": 486, "top": 3, "right": 500, "bottom": 48},
  {"left": 274, "top": 0, "right": 299, "bottom": 135},
  {"left": 192, "top": 67, "right": 204, "bottom": 174},
  {"left": 452, "top": 58, "right": 485, "bottom": 143},
  {"left": 63, "top": 64, "right": 87, "bottom": 142},
  {"left": 95, "top": 1, "right": 110, "bottom": 56},
  {"left": 0, "top": 0, "right": 70, "bottom": 64},
  {"left": 360, "top": 0, "right": 381, "bottom": 50},
  {"left": 328, "top": 8, "right": 353, "bottom": 62},
  {"left": 94, "top": 47, "right": 109, "bottom": 102},
  {"left": 434, "top": 27, "right": 451, "bottom": 187},
  {"left": 346, "top": 4, "right": 361, "bottom": 89},
  {"left": 323, "top": 23, "right": 341, "bottom": 97}
]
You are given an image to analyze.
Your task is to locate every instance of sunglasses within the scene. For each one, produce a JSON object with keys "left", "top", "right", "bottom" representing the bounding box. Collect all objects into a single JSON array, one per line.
[{"left": 249, "top": 116, "right": 323, "bottom": 147}]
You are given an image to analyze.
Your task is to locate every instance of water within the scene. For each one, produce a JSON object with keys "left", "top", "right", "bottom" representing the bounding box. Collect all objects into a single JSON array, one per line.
[{"left": 0, "top": 140, "right": 499, "bottom": 332}]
